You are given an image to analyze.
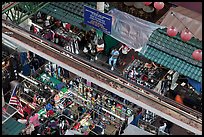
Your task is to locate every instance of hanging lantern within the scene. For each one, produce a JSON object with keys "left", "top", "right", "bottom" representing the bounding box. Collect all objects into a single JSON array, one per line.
[
  {"left": 180, "top": 29, "right": 192, "bottom": 42},
  {"left": 192, "top": 49, "right": 202, "bottom": 61},
  {"left": 144, "top": 2, "right": 152, "bottom": 6},
  {"left": 167, "top": 26, "right": 178, "bottom": 37},
  {"left": 154, "top": 2, "right": 164, "bottom": 10}
]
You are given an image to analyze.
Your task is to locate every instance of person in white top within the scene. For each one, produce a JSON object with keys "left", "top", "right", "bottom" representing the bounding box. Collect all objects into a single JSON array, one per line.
[
  {"left": 159, "top": 122, "right": 167, "bottom": 132},
  {"left": 119, "top": 44, "right": 131, "bottom": 66},
  {"left": 109, "top": 48, "right": 120, "bottom": 70},
  {"left": 158, "top": 122, "right": 167, "bottom": 135}
]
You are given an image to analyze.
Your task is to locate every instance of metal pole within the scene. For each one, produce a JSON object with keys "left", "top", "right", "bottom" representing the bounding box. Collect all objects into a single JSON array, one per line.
[{"left": 2, "top": 89, "right": 5, "bottom": 107}]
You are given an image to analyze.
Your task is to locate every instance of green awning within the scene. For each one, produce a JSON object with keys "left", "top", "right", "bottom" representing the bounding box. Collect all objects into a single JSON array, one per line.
[
  {"left": 39, "top": 2, "right": 97, "bottom": 31},
  {"left": 2, "top": 118, "right": 26, "bottom": 135},
  {"left": 139, "top": 46, "right": 202, "bottom": 82}
]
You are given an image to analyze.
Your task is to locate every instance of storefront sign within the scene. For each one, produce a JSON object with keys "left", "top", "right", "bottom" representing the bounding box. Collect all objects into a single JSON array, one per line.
[{"left": 84, "top": 5, "right": 112, "bottom": 34}]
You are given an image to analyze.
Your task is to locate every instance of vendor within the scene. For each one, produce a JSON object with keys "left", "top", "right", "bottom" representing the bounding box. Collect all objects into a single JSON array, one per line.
[{"left": 144, "top": 62, "right": 158, "bottom": 69}]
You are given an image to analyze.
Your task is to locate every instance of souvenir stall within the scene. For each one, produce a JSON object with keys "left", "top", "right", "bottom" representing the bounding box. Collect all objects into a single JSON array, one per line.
[
  {"left": 69, "top": 78, "right": 134, "bottom": 120},
  {"left": 138, "top": 119, "right": 158, "bottom": 135},
  {"left": 25, "top": 60, "right": 163, "bottom": 135},
  {"left": 123, "top": 59, "right": 168, "bottom": 90},
  {"left": 35, "top": 95, "right": 87, "bottom": 135},
  {"left": 32, "top": 13, "right": 84, "bottom": 55},
  {"left": 128, "top": 108, "right": 158, "bottom": 135},
  {"left": 54, "top": 27, "right": 82, "bottom": 54},
  {"left": 68, "top": 77, "right": 136, "bottom": 135},
  {"left": 18, "top": 79, "right": 54, "bottom": 110}
]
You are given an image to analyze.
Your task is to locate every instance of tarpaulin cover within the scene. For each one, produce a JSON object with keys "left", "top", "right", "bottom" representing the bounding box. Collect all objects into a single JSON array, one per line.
[
  {"left": 122, "top": 124, "right": 153, "bottom": 135},
  {"left": 187, "top": 78, "right": 202, "bottom": 94},
  {"left": 108, "top": 9, "right": 164, "bottom": 50}
]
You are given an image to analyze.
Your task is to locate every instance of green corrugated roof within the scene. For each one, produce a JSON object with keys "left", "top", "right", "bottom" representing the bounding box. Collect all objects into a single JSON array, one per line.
[
  {"left": 2, "top": 118, "right": 26, "bottom": 135},
  {"left": 148, "top": 28, "right": 202, "bottom": 67},
  {"left": 139, "top": 28, "right": 202, "bottom": 82},
  {"left": 140, "top": 46, "right": 202, "bottom": 82},
  {"left": 40, "top": 2, "right": 97, "bottom": 31}
]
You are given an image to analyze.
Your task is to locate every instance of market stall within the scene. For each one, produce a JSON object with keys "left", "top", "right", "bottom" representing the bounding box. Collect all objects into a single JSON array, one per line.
[
  {"left": 27, "top": 62, "right": 133, "bottom": 135},
  {"left": 123, "top": 59, "right": 168, "bottom": 91}
]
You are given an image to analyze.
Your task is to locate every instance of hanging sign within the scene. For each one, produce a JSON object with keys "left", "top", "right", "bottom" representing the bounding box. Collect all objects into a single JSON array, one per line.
[{"left": 84, "top": 5, "right": 112, "bottom": 34}]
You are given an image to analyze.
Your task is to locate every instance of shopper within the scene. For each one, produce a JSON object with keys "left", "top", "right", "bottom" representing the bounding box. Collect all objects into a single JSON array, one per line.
[
  {"left": 175, "top": 93, "right": 184, "bottom": 104},
  {"left": 119, "top": 118, "right": 128, "bottom": 134},
  {"left": 119, "top": 44, "right": 130, "bottom": 66},
  {"left": 165, "top": 121, "right": 173, "bottom": 134},
  {"left": 109, "top": 48, "right": 119, "bottom": 70},
  {"left": 158, "top": 120, "right": 167, "bottom": 135}
]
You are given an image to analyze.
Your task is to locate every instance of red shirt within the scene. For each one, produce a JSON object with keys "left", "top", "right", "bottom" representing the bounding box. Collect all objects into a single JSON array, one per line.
[
  {"left": 33, "top": 26, "right": 38, "bottom": 34},
  {"left": 65, "top": 23, "right": 71, "bottom": 30},
  {"left": 23, "top": 105, "right": 32, "bottom": 115}
]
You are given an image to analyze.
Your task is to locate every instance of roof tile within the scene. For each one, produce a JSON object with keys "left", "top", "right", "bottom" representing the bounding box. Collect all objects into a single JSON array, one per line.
[{"left": 140, "top": 45, "right": 202, "bottom": 82}]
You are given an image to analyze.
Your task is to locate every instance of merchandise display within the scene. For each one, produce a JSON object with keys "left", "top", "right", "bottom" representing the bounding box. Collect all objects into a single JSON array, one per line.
[
  {"left": 15, "top": 62, "right": 132, "bottom": 135},
  {"left": 124, "top": 59, "right": 168, "bottom": 90},
  {"left": 2, "top": 2, "right": 201, "bottom": 135}
]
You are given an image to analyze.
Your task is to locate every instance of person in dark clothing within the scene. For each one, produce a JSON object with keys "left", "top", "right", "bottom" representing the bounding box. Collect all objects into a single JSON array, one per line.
[
  {"left": 31, "top": 57, "right": 40, "bottom": 71},
  {"left": 115, "top": 128, "right": 120, "bottom": 135},
  {"left": 119, "top": 118, "right": 128, "bottom": 134},
  {"left": 62, "top": 68, "right": 70, "bottom": 79},
  {"left": 30, "top": 24, "right": 34, "bottom": 32},
  {"left": 165, "top": 121, "right": 173, "bottom": 134}
]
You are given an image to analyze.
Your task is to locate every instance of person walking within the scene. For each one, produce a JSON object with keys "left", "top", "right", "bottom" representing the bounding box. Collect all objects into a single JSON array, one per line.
[{"left": 109, "top": 48, "right": 119, "bottom": 70}]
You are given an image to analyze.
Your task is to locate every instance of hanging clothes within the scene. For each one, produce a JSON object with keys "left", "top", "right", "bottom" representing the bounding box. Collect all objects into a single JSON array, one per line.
[
  {"left": 31, "top": 57, "right": 40, "bottom": 71},
  {"left": 86, "top": 81, "right": 92, "bottom": 87},
  {"left": 57, "top": 66, "right": 61, "bottom": 78},
  {"left": 161, "top": 80, "right": 171, "bottom": 95},
  {"left": 22, "top": 123, "right": 35, "bottom": 135},
  {"left": 96, "top": 38, "right": 104, "bottom": 52},
  {"left": 154, "top": 80, "right": 162, "bottom": 93},
  {"left": 49, "top": 30, "right": 55, "bottom": 42},
  {"left": 29, "top": 113, "right": 40, "bottom": 127},
  {"left": 22, "top": 63, "right": 31, "bottom": 76},
  {"left": 130, "top": 112, "right": 142, "bottom": 127},
  {"left": 74, "top": 38, "right": 79, "bottom": 54},
  {"left": 20, "top": 52, "right": 27, "bottom": 66}
]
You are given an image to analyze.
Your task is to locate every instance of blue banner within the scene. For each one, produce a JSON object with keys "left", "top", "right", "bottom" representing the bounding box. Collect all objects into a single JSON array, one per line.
[{"left": 84, "top": 5, "right": 112, "bottom": 34}]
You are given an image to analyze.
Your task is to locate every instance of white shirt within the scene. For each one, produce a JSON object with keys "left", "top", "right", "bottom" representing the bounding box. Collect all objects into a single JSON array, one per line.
[
  {"left": 122, "top": 46, "right": 129, "bottom": 54},
  {"left": 158, "top": 123, "right": 167, "bottom": 132},
  {"left": 18, "top": 119, "right": 27, "bottom": 124}
]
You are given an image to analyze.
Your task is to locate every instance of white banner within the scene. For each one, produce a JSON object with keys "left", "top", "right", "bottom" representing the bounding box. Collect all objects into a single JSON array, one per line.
[{"left": 108, "top": 9, "right": 164, "bottom": 50}]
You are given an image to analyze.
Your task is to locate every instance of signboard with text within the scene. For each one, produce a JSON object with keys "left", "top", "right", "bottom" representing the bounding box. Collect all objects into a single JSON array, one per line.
[{"left": 84, "top": 5, "right": 112, "bottom": 34}]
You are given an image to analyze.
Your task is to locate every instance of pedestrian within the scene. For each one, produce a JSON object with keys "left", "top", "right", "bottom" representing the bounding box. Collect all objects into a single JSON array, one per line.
[
  {"left": 119, "top": 44, "right": 130, "bottom": 66},
  {"left": 109, "top": 48, "right": 119, "bottom": 70},
  {"left": 158, "top": 120, "right": 167, "bottom": 135},
  {"left": 175, "top": 93, "right": 184, "bottom": 104}
]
